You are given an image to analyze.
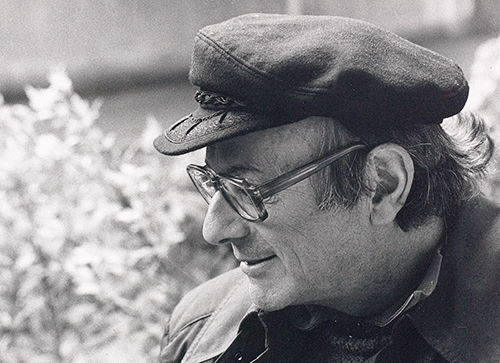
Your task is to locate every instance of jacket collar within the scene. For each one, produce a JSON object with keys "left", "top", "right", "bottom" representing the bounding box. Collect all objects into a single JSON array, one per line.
[{"left": 181, "top": 274, "right": 254, "bottom": 363}]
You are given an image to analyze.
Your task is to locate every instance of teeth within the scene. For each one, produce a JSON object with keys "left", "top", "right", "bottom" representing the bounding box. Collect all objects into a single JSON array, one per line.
[{"left": 243, "top": 256, "right": 275, "bottom": 266}]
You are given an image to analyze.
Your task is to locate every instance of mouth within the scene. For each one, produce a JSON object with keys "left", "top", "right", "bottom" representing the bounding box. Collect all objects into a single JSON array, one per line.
[{"left": 241, "top": 255, "right": 276, "bottom": 266}]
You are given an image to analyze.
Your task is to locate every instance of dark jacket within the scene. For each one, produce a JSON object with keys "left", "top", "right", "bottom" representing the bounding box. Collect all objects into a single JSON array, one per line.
[{"left": 158, "top": 197, "right": 500, "bottom": 363}]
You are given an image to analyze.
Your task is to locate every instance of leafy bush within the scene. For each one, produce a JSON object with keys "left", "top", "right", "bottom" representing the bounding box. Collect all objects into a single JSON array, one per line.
[{"left": 0, "top": 70, "right": 236, "bottom": 363}]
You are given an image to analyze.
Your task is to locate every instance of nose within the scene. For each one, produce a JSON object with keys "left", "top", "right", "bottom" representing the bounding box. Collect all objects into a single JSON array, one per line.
[{"left": 202, "top": 191, "right": 250, "bottom": 245}]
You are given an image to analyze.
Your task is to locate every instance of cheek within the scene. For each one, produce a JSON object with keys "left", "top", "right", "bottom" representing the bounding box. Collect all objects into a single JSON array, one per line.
[
  {"left": 282, "top": 214, "right": 372, "bottom": 288},
  {"left": 261, "top": 217, "right": 338, "bottom": 286},
  {"left": 261, "top": 184, "right": 373, "bottom": 283},
  {"left": 263, "top": 190, "right": 330, "bottom": 263},
  {"left": 265, "top": 185, "right": 321, "bottom": 230}
]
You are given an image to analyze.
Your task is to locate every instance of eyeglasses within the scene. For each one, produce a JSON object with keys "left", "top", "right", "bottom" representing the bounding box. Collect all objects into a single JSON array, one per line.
[{"left": 187, "top": 143, "right": 366, "bottom": 222}]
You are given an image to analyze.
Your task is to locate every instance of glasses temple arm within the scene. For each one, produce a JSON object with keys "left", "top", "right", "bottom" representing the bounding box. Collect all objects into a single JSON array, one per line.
[{"left": 258, "top": 144, "right": 366, "bottom": 199}]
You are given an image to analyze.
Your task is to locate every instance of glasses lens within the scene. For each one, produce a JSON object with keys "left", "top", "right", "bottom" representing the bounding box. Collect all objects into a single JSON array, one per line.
[
  {"left": 187, "top": 165, "right": 267, "bottom": 222},
  {"left": 220, "top": 178, "right": 262, "bottom": 221},
  {"left": 187, "top": 167, "right": 217, "bottom": 204}
]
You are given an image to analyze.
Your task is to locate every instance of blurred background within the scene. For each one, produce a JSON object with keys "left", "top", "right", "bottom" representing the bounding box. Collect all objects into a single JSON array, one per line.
[
  {"left": 1, "top": 1, "right": 500, "bottom": 362},
  {"left": 2, "top": 0, "right": 499, "bottom": 145}
]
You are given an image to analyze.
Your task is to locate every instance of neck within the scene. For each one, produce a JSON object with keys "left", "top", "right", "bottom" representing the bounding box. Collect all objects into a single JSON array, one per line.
[
  {"left": 347, "top": 217, "right": 445, "bottom": 318},
  {"left": 379, "top": 217, "right": 445, "bottom": 314}
]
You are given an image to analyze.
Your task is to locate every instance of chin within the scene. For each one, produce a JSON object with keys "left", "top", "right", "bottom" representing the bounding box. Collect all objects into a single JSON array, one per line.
[{"left": 247, "top": 279, "right": 300, "bottom": 312}]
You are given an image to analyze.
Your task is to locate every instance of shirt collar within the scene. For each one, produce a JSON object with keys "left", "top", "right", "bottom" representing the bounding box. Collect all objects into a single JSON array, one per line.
[{"left": 368, "top": 246, "right": 443, "bottom": 327}]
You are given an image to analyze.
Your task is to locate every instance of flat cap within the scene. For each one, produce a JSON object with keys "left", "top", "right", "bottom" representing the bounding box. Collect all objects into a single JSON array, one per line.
[{"left": 154, "top": 13, "right": 468, "bottom": 155}]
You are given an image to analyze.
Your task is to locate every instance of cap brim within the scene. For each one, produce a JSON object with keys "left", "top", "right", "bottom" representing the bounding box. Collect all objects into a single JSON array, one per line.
[{"left": 153, "top": 106, "right": 273, "bottom": 155}]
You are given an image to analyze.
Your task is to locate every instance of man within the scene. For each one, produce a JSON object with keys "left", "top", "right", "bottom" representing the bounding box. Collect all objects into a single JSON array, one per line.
[{"left": 153, "top": 14, "right": 500, "bottom": 362}]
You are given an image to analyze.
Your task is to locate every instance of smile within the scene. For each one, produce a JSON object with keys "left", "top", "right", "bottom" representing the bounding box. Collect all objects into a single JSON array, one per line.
[{"left": 242, "top": 255, "right": 276, "bottom": 266}]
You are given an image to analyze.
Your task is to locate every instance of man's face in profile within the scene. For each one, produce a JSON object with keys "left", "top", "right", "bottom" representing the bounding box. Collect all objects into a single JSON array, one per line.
[{"left": 201, "top": 117, "right": 415, "bottom": 316}]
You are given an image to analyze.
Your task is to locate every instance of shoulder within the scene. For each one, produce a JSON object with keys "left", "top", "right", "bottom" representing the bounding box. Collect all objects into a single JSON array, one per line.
[
  {"left": 410, "top": 195, "right": 500, "bottom": 362},
  {"left": 455, "top": 194, "right": 500, "bottom": 231},
  {"left": 158, "top": 268, "right": 251, "bottom": 363},
  {"left": 446, "top": 195, "right": 500, "bottom": 302},
  {"left": 449, "top": 195, "right": 500, "bottom": 268},
  {"left": 168, "top": 267, "right": 248, "bottom": 337}
]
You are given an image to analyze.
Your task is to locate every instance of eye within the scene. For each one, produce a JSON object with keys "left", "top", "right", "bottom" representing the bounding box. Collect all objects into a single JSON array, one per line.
[
  {"left": 263, "top": 194, "right": 280, "bottom": 205},
  {"left": 202, "top": 179, "right": 215, "bottom": 188},
  {"left": 197, "top": 173, "right": 216, "bottom": 192}
]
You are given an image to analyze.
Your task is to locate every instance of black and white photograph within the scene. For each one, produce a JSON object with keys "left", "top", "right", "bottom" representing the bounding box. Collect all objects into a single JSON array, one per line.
[{"left": 1, "top": 1, "right": 500, "bottom": 362}]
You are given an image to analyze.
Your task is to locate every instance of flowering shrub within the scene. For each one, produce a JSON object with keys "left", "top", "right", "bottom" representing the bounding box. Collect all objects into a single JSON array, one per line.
[{"left": 0, "top": 70, "right": 236, "bottom": 363}]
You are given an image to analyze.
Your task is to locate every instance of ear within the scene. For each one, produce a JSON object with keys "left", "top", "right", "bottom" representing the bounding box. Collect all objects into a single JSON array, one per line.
[{"left": 365, "top": 143, "right": 414, "bottom": 225}]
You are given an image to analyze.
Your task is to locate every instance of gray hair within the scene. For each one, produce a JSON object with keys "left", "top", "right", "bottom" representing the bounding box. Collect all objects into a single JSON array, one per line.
[{"left": 311, "top": 113, "right": 494, "bottom": 230}]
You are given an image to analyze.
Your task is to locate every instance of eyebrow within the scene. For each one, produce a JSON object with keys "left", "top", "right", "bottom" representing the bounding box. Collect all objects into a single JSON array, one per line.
[{"left": 205, "top": 161, "right": 263, "bottom": 178}]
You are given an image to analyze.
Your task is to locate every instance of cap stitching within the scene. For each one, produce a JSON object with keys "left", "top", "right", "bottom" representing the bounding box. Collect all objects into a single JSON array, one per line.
[{"left": 166, "top": 111, "right": 260, "bottom": 145}]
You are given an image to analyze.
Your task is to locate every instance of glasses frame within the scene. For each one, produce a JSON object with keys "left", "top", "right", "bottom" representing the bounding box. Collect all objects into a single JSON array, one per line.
[{"left": 187, "top": 143, "right": 366, "bottom": 222}]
